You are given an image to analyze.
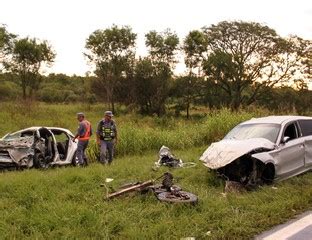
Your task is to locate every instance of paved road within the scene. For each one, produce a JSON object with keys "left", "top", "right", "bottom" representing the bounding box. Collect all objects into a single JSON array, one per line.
[{"left": 255, "top": 211, "right": 312, "bottom": 240}]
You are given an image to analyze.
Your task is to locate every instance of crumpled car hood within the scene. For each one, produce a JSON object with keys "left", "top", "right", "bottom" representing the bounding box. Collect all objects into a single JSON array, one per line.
[
  {"left": 199, "top": 138, "right": 276, "bottom": 169},
  {"left": 0, "top": 137, "right": 34, "bottom": 163},
  {"left": 0, "top": 137, "right": 33, "bottom": 148}
]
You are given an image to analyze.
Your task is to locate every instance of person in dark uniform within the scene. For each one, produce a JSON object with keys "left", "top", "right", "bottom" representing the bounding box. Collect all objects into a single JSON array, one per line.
[{"left": 96, "top": 111, "right": 117, "bottom": 164}]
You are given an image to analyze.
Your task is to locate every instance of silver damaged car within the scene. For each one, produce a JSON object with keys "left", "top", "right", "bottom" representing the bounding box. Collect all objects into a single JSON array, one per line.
[
  {"left": 0, "top": 127, "right": 77, "bottom": 170},
  {"left": 200, "top": 116, "right": 312, "bottom": 187}
]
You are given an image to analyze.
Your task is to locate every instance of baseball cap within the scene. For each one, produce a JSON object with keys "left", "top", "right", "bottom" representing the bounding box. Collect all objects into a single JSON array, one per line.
[{"left": 104, "top": 111, "right": 113, "bottom": 117}]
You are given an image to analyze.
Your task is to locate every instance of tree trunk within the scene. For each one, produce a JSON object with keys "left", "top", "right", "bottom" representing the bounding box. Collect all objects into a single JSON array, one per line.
[
  {"left": 231, "top": 93, "right": 241, "bottom": 110},
  {"left": 21, "top": 76, "right": 27, "bottom": 100},
  {"left": 111, "top": 98, "right": 115, "bottom": 113},
  {"left": 186, "top": 100, "right": 190, "bottom": 119},
  {"left": 22, "top": 86, "right": 26, "bottom": 100}
]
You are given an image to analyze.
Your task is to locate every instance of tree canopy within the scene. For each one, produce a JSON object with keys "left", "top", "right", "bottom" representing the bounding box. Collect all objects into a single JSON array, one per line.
[
  {"left": 0, "top": 20, "right": 311, "bottom": 115},
  {"left": 0, "top": 25, "right": 15, "bottom": 72},
  {"left": 201, "top": 21, "right": 311, "bottom": 109},
  {"left": 85, "top": 25, "right": 137, "bottom": 112},
  {"left": 8, "top": 37, "right": 55, "bottom": 99}
]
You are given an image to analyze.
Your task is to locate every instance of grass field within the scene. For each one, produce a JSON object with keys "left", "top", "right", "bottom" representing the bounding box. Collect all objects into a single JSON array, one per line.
[
  {"left": 1, "top": 148, "right": 312, "bottom": 239},
  {"left": 0, "top": 102, "right": 260, "bottom": 159},
  {"left": 0, "top": 102, "right": 311, "bottom": 239}
]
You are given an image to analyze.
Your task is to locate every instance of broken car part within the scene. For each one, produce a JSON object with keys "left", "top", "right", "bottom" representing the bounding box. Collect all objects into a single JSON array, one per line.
[
  {"left": 154, "top": 146, "right": 196, "bottom": 169},
  {"left": 103, "top": 172, "right": 198, "bottom": 204}
]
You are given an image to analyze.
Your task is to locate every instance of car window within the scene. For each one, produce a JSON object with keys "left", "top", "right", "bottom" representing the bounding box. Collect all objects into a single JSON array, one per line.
[
  {"left": 21, "top": 131, "right": 35, "bottom": 137},
  {"left": 53, "top": 131, "right": 69, "bottom": 142},
  {"left": 298, "top": 120, "right": 312, "bottom": 137},
  {"left": 224, "top": 123, "right": 280, "bottom": 143},
  {"left": 283, "top": 123, "right": 299, "bottom": 141}
]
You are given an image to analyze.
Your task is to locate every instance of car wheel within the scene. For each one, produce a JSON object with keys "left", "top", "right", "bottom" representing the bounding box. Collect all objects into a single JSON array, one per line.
[
  {"left": 156, "top": 191, "right": 198, "bottom": 204},
  {"left": 34, "top": 153, "right": 47, "bottom": 169},
  {"left": 71, "top": 151, "right": 78, "bottom": 166},
  {"left": 261, "top": 163, "right": 275, "bottom": 184}
]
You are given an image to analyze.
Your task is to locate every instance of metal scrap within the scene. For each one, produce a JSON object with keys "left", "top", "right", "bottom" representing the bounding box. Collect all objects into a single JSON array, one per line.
[
  {"left": 102, "top": 172, "right": 198, "bottom": 204},
  {"left": 154, "top": 146, "right": 196, "bottom": 169}
]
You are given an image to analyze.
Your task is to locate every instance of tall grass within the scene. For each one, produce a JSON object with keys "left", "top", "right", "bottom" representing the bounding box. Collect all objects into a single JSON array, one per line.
[
  {"left": 1, "top": 103, "right": 312, "bottom": 239},
  {"left": 88, "top": 108, "right": 256, "bottom": 159},
  {"left": 0, "top": 102, "right": 267, "bottom": 162},
  {"left": 0, "top": 148, "right": 312, "bottom": 239}
]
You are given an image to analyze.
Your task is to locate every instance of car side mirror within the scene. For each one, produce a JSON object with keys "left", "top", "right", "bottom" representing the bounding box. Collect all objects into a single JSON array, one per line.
[{"left": 282, "top": 136, "right": 290, "bottom": 144}]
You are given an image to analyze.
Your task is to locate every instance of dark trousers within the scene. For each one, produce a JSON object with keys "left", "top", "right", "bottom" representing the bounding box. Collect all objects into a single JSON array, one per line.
[
  {"left": 100, "top": 140, "right": 114, "bottom": 164},
  {"left": 77, "top": 140, "right": 89, "bottom": 165}
]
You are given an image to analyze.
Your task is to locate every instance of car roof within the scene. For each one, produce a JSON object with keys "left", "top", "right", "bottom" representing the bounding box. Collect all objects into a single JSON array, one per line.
[
  {"left": 9, "top": 127, "right": 74, "bottom": 136},
  {"left": 241, "top": 115, "right": 312, "bottom": 125}
]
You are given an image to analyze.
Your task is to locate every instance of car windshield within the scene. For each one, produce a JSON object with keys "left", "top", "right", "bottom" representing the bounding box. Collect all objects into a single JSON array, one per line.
[
  {"left": 224, "top": 123, "right": 281, "bottom": 143},
  {"left": 2, "top": 133, "right": 21, "bottom": 140},
  {"left": 2, "top": 131, "right": 34, "bottom": 140}
]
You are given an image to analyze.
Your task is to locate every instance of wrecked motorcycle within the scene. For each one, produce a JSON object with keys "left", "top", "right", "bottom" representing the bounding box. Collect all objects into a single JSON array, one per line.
[{"left": 101, "top": 172, "right": 198, "bottom": 204}]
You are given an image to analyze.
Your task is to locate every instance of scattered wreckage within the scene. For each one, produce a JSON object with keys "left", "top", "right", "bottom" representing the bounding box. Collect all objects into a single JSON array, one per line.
[
  {"left": 0, "top": 127, "right": 77, "bottom": 170},
  {"left": 102, "top": 172, "right": 198, "bottom": 204},
  {"left": 200, "top": 116, "right": 312, "bottom": 189},
  {"left": 154, "top": 146, "right": 196, "bottom": 169}
]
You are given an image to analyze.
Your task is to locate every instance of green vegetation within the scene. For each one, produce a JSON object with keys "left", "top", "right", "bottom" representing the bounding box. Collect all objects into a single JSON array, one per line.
[
  {"left": 1, "top": 148, "right": 312, "bottom": 239},
  {"left": 1, "top": 103, "right": 312, "bottom": 239},
  {"left": 1, "top": 21, "right": 311, "bottom": 115},
  {"left": 0, "top": 102, "right": 263, "bottom": 159}
]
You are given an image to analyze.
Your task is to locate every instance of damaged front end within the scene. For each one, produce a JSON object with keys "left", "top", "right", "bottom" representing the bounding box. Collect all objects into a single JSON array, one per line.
[
  {"left": 216, "top": 151, "right": 273, "bottom": 190},
  {"left": 200, "top": 138, "right": 276, "bottom": 189},
  {"left": 0, "top": 137, "right": 35, "bottom": 169}
]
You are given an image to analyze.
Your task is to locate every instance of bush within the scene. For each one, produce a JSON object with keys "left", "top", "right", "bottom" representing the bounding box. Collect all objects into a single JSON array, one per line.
[{"left": 0, "top": 81, "right": 19, "bottom": 100}]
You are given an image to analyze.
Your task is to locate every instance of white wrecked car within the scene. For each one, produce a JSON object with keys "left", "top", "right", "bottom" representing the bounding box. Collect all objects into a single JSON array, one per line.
[
  {"left": 200, "top": 116, "right": 312, "bottom": 187},
  {"left": 0, "top": 127, "right": 78, "bottom": 170}
]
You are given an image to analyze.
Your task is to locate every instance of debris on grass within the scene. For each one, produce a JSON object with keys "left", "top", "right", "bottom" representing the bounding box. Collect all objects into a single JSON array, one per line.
[
  {"left": 154, "top": 146, "right": 196, "bottom": 169},
  {"left": 105, "top": 178, "right": 114, "bottom": 183},
  {"left": 224, "top": 180, "right": 247, "bottom": 193},
  {"left": 103, "top": 172, "right": 198, "bottom": 204}
]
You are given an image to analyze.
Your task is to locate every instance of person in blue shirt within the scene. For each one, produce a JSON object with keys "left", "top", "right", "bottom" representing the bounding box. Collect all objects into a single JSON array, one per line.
[{"left": 73, "top": 112, "right": 92, "bottom": 166}]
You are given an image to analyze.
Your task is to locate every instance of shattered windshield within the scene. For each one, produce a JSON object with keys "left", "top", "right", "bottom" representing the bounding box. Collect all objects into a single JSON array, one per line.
[
  {"left": 2, "top": 133, "right": 21, "bottom": 140},
  {"left": 3, "top": 131, "right": 34, "bottom": 140},
  {"left": 224, "top": 123, "right": 280, "bottom": 143}
]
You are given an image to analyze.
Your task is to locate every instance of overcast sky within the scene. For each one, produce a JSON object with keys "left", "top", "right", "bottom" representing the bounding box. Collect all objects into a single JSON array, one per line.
[{"left": 1, "top": 0, "right": 311, "bottom": 76}]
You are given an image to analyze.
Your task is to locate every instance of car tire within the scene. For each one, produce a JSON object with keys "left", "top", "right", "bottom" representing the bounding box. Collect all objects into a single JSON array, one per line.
[
  {"left": 156, "top": 191, "right": 198, "bottom": 204},
  {"left": 261, "top": 163, "right": 275, "bottom": 184},
  {"left": 71, "top": 151, "right": 78, "bottom": 166},
  {"left": 34, "top": 153, "right": 46, "bottom": 169}
]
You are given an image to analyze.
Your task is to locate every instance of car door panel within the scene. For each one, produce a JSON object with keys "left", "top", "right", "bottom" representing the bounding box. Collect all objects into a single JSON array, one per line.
[
  {"left": 275, "top": 138, "right": 305, "bottom": 177},
  {"left": 304, "top": 138, "right": 312, "bottom": 167}
]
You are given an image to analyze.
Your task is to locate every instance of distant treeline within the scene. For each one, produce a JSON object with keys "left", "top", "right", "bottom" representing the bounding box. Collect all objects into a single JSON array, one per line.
[
  {"left": 0, "top": 21, "right": 311, "bottom": 116},
  {"left": 1, "top": 72, "right": 312, "bottom": 115}
]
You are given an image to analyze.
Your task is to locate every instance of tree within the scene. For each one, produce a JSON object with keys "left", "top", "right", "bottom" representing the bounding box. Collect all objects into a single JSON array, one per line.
[
  {"left": 145, "top": 29, "right": 179, "bottom": 64},
  {"left": 0, "top": 24, "right": 15, "bottom": 72},
  {"left": 183, "top": 30, "right": 207, "bottom": 76},
  {"left": 85, "top": 25, "right": 137, "bottom": 112},
  {"left": 180, "top": 30, "right": 208, "bottom": 117},
  {"left": 170, "top": 76, "right": 203, "bottom": 118},
  {"left": 143, "top": 29, "right": 179, "bottom": 116},
  {"left": 202, "top": 21, "right": 311, "bottom": 109},
  {"left": 9, "top": 37, "right": 55, "bottom": 99},
  {"left": 133, "top": 58, "right": 155, "bottom": 114}
]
